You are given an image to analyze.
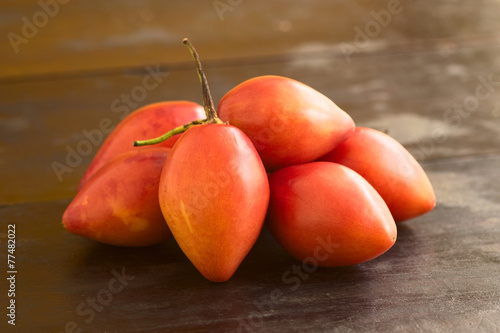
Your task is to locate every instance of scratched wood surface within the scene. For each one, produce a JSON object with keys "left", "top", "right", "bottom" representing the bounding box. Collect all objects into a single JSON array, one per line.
[{"left": 1, "top": 0, "right": 500, "bottom": 332}]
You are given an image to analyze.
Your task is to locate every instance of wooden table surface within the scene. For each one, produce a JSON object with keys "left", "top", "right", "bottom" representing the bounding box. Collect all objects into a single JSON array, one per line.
[{"left": 1, "top": 1, "right": 500, "bottom": 332}]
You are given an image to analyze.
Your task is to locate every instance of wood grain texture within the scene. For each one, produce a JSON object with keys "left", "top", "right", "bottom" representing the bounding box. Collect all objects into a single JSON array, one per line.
[
  {"left": 1, "top": 44, "right": 499, "bottom": 204},
  {"left": 1, "top": 0, "right": 500, "bottom": 331},
  {"left": 0, "top": 154, "right": 499, "bottom": 332}
]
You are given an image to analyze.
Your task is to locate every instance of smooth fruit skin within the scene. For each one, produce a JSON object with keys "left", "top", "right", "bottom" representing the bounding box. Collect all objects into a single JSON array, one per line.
[
  {"left": 78, "top": 101, "right": 205, "bottom": 189},
  {"left": 159, "top": 124, "right": 269, "bottom": 282},
  {"left": 319, "top": 127, "right": 436, "bottom": 222},
  {"left": 267, "top": 162, "right": 397, "bottom": 267},
  {"left": 218, "top": 75, "right": 355, "bottom": 171},
  {"left": 63, "top": 148, "right": 172, "bottom": 247}
]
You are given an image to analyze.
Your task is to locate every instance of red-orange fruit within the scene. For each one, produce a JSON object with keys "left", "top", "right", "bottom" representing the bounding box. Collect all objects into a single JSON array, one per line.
[
  {"left": 218, "top": 75, "right": 355, "bottom": 171},
  {"left": 319, "top": 127, "right": 436, "bottom": 222},
  {"left": 63, "top": 148, "right": 172, "bottom": 246},
  {"left": 78, "top": 101, "right": 204, "bottom": 189}
]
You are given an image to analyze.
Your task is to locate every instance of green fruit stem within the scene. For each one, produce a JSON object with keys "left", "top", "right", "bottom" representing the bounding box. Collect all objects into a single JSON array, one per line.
[
  {"left": 133, "top": 119, "right": 206, "bottom": 146},
  {"left": 134, "top": 38, "right": 223, "bottom": 147}
]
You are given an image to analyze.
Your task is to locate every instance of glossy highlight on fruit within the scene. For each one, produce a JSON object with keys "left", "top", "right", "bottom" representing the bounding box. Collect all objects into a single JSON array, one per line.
[
  {"left": 135, "top": 39, "right": 271, "bottom": 282},
  {"left": 62, "top": 37, "right": 436, "bottom": 282},
  {"left": 267, "top": 162, "right": 397, "bottom": 267},
  {"left": 319, "top": 127, "right": 436, "bottom": 222},
  {"left": 218, "top": 75, "right": 355, "bottom": 171},
  {"left": 159, "top": 124, "right": 269, "bottom": 282}
]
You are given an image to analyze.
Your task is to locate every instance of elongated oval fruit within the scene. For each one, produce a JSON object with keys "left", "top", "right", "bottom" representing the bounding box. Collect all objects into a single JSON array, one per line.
[
  {"left": 78, "top": 101, "right": 205, "bottom": 189},
  {"left": 159, "top": 124, "right": 269, "bottom": 282},
  {"left": 319, "top": 127, "right": 436, "bottom": 222},
  {"left": 63, "top": 148, "right": 172, "bottom": 247},
  {"left": 218, "top": 75, "right": 355, "bottom": 171},
  {"left": 267, "top": 162, "right": 396, "bottom": 267}
]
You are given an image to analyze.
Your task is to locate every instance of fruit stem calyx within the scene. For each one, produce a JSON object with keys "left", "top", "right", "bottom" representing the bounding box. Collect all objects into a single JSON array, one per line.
[{"left": 133, "top": 38, "right": 223, "bottom": 147}]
